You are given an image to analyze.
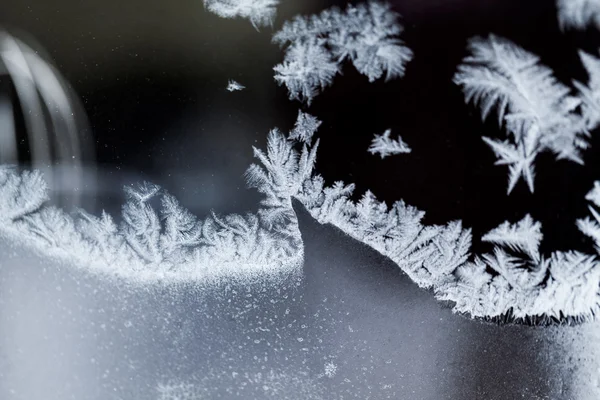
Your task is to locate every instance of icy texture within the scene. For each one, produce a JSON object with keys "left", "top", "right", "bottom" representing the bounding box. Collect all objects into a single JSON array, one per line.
[
  {"left": 0, "top": 165, "right": 303, "bottom": 283},
  {"left": 442, "top": 211, "right": 600, "bottom": 321},
  {"left": 454, "top": 34, "right": 588, "bottom": 194},
  {"left": 248, "top": 112, "right": 600, "bottom": 321},
  {"left": 246, "top": 112, "right": 472, "bottom": 291},
  {"left": 574, "top": 50, "right": 600, "bottom": 131},
  {"left": 204, "top": 0, "right": 279, "bottom": 29},
  {"left": 227, "top": 80, "right": 246, "bottom": 92},
  {"left": 272, "top": 1, "right": 413, "bottom": 104},
  {"left": 557, "top": 0, "right": 600, "bottom": 30},
  {"left": 289, "top": 111, "right": 321, "bottom": 143},
  {"left": 368, "top": 129, "right": 411, "bottom": 158}
]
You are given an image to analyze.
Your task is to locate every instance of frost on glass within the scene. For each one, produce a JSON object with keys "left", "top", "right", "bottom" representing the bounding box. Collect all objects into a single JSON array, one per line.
[
  {"left": 0, "top": 165, "right": 303, "bottom": 283},
  {"left": 368, "top": 129, "right": 411, "bottom": 158},
  {"left": 246, "top": 112, "right": 473, "bottom": 290},
  {"left": 226, "top": 79, "right": 246, "bottom": 92},
  {"left": 441, "top": 212, "right": 600, "bottom": 322},
  {"left": 454, "top": 34, "right": 588, "bottom": 194},
  {"left": 203, "top": 0, "right": 279, "bottom": 29},
  {"left": 557, "top": 0, "right": 600, "bottom": 30},
  {"left": 248, "top": 112, "right": 600, "bottom": 322},
  {"left": 272, "top": 1, "right": 413, "bottom": 104},
  {"left": 574, "top": 49, "right": 600, "bottom": 132}
]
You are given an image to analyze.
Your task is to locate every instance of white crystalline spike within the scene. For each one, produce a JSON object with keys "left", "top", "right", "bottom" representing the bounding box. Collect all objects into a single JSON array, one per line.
[
  {"left": 482, "top": 137, "right": 535, "bottom": 194},
  {"left": 454, "top": 34, "right": 587, "bottom": 195},
  {"left": 368, "top": 129, "right": 411, "bottom": 159},
  {"left": 226, "top": 79, "right": 246, "bottom": 92},
  {"left": 289, "top": 111, "right": 321, "bottom": 143},
  {"left": 273, "top": 1, "right": 413, "bottom": 103},
  {"left": 246, "top": 114, "right": 473, "bottom": 297},
  {"left": 0, "top": 162, "right": 304, "bottom": 283},
  {"left": 482, "top": 214, "right": 542, "bottom": 262},
  {"left": 557, "top": 0, "right": 600, "bottom": 30},
  {"left": 204, "top": 0, "right": 280, "bottom": 29},
  {"left": 575, "top": 49, "right": 600, "bottom": 130}
]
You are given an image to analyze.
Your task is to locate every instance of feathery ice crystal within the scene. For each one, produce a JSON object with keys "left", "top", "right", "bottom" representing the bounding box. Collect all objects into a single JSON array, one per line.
[
  {"left": 557, "top": 0, "right": 600, "bottom": 30},
  {"left": 368, "top": 129, "right": 411, "bottom": 158},
  {"left": 454, "top": 34, "right": 588, "bottom": 194},
  {"left": 248, "top": 111, "right": 600, "bottom": 323},
  {"left": 227, "top": 80, "right": 246, "bottom": 92},
  {"left": 204, "top": 0, "right": 279, "bottom": 29},
  {"left": 0, "top": 164, "right": 303, "bottom": 284},
  {"left": 272, "top": 1, "right": 413, "bottom": 104},
  {"left": 441, "top": 208, "right": 600, "bottom": 322}
]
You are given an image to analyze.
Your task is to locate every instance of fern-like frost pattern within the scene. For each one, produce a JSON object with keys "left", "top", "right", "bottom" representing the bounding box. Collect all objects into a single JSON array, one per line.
[
  {"left": 454, "top": 34, "right": 588, "bottom": 194},
  {"left": 248, "top": 112, "right": 600, "bottom": 322},
  {"left": 272, "top": 1, "right": 413, "bottom": 104},
  {"left": 368, "top": 129, "right": 411, "bottom": 158},
  {"left": 204, "top": 0, "right": 279, "bottom": 29},
  {"left": 0, "top": 165, "right": 303, "bottom": 283},
  {"left": 442, "top": 211, "right": 600, "bottom": 321},
  {"left": 557, "top": 0, "right": 600, "bottom": 30}
]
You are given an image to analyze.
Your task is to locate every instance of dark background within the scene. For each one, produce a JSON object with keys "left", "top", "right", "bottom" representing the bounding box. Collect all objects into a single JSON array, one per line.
[{"left": 0, "top": 0, "right": 599, "bottom": 261}]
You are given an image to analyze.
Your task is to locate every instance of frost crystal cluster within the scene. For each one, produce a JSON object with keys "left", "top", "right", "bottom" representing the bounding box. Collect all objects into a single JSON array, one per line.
[
  {"left": 272, "top": 1, "right": 413, "bottom": 104},
  {"left": 248, "top": 111, "right": 600, "bottom": 322},
  {"left": 441, "top": 209, "right": 600, "bottom": 322},
  {"left": 247, "top": 112, "right": 473, "bottom": 291},
  {"left": 0, "top": 165, "right": 303, "bottom": 283},
  {"left": 574, "top": 49, "right": 600, "bottom": 133},
  {"left": 454, "top": 34, "right": 588, "bottom": 194},
  {"left": 368, "top": 129, "right": 411, "bottom": 158},
  {"left": 203, "top": 0, "right": 279, "bottom": 29},
  {"left": 557, "top": 0, "right": 600, "bottom": 30}
]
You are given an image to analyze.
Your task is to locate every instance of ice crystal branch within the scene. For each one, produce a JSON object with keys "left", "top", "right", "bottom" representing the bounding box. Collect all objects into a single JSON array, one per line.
[
  {"left": 557, "top": 0, "right": 600, "bottom": 30},
  {"left": 247, "top": 112, "right": 472, "bottom": 290},
  {"left": 204, "top": 0, "right": 279, "bottom": 29},
  {"left": 574, "top": 49, "right": 600, "bottom": 131},
  {"left": 273, "top": 1, "right": 413, "bottom": 104},
  {"left": 454, "top": 34, "right": 587, "bottom": 194},
  {"left": 249, "top": 111, "right": 600, "bottom": 323},
  {"left": 442, "top": 212, "right": 600, "bottom": 321},
  {"left": 227, "top": 80, "right": 246, "bottom": 92},
  {"left": 0, "top": 164, "right": 304, "bottom": 283},
  {"left": 368, "top": 129, "right": 411, "bottom": 158}
]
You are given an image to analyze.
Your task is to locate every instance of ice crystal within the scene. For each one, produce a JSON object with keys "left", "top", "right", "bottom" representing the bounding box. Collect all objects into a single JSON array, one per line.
[
  {"left": 272, "top": 1, "right": 413, "bottom": 104},
  {"left": 289, "top": 111, "right": 321, "bottom": 143},
  {"left": 574, "top": 49, "right": 600, "bottom": 131},
  {"left": 246, "top": 112, "right": 472, "bottom": 290},
  {"left": 249, "top": 111, "right": 600, "bottom": 322},
  {"left": 454, "top": 34, "right": 587, "bottom": 194},
  {"left": 442, "top": 210, "right": 600, "bottom": 321},
  {"left": 204, "top": 0, "right": 279, "bottom": 29},
  {"left": 368, "top": 129, "right": 411, "bottom": 158},
  {"left": 227, "top": 80, "right": 246, "bottom": 92},
  {"left": 0, "top": 165, "right": 303, "bottom": 283},
  {"left": 557, "top": 0, "right": 600, "bottom": 30}
]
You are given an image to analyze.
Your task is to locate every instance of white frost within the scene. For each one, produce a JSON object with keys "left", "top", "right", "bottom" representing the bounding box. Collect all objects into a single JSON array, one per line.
[
  {"left": 0, "top": 165, "right": 303, "bottom": 284},
  {"left": 272, "top": 1, "right": 413, "bottom": 104},
  {"left": 557, "top": 0, "right": 600, "bottom": 30},
  {"left": 204, "top": 0, "right": 279, "bottom": 29},
  {"left": 368, "top": 129, "right": 411, "bottom": 158},
  {"left": 454, "top": 34, "right": 587, "bottom": 194},
  {"left": 574, "top": 49, "right": 600, "bottom": 131},
  {"left": 227, "top": 80, "right": 246, "bottom": 92}
]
